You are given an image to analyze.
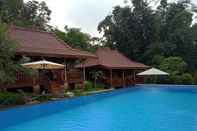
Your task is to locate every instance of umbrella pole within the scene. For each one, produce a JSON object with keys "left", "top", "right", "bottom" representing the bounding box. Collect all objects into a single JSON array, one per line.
[{"left": 33, "top": 75, "right": 40, "bottom": 95}]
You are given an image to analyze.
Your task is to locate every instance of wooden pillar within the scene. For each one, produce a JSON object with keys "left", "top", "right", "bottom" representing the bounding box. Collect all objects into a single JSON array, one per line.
[
  {"left": 110, "top": 69, "right": 113, "bottom": 88},
  {"left": 64, "top": 59, "right": 68, "bottom": 90},
  {"left": 122, "top": 70, "right": 125, "bottom": 87},
  {"left": 133, "top": 70, "right": 136, "bottom": 85},
  {"left": 83, "top": 66, "right": 86, "bottom": 81},
  {"left": 64, "top": 64, "right": 67, "bottom": 82},
  {"left": 82, "top": 60, "right": 86, "bottom": 88}
]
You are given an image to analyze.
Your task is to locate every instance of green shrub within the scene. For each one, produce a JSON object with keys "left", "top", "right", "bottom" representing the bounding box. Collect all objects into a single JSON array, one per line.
[
  {"left": 73, "top": 90, "right": 85, "bottom": 96},
  {"left": 95, "top": 83, "right": 105, "bottom": 90},
  {"left": 75, "top": 84, "right": 83, "bottom": 90},
  {"left": 35, "top": 95, "right": 52, "bottom": 102},
  {"left": 193, "top": 72, "right": 197, "bottom": 84},
  {"left": 84, "top": 81, "right": 94, "bottom": 91},
  {"left": 0, "top": 92, "right": 25, "bottom": 105},
  {"left": 171, "top": 75, "right": 182, "bottom": 84},
  {"left": 180, "top": 73, "right": 193, "bottom": 84}
]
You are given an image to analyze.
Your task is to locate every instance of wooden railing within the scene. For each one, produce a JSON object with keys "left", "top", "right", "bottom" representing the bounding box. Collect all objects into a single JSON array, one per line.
[
  {"left": 6, "top": 70, "right": 143, "bottom": 89},
  {"left": 5, "top": 69, "right": 84, "bottom": 89},
  {"left": 1, "top": 72, "right": 36, "bottom": 89}
]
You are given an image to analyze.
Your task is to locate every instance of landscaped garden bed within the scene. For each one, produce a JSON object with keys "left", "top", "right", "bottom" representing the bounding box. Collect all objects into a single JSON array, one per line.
[{"left": 0, "top": 81, "right": 113, "bottom": 110}]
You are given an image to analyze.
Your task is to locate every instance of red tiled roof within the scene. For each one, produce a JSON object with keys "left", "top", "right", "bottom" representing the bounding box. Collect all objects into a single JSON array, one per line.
[
  {"left": 8, "top": 26, "right": 96, "bottom": 59},
  {"left": 76, "top": 48, "right": 148, "bottom": 69}
]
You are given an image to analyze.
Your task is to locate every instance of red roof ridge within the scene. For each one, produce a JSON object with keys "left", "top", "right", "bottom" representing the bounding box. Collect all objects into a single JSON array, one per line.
[
  {"left": 9, "top": 26, "right": 93, "bottom": 53},
  {"left": 9, "top": 25, "right": 73, "bottom": 49},
  {"left": 9, "top": 25, "right": 96, "bottom": 55},
  {"left": 9, "top": 25, "right": 96, "bottom": 58},
  {"left": 16, "top": 46, "right": 68, "bottom": 50}
]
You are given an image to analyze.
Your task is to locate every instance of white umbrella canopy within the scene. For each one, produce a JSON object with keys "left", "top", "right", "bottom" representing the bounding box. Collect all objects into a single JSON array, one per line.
[
  {"left": 137, "top": 68, "right": 169, "bottom": 76},
  {"left": 22, "top": 60, "right": 65, "bottom": 69}
]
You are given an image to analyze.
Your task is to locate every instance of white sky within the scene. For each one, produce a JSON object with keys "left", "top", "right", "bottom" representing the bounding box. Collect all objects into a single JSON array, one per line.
[{"left": 24, "top": 0, "right": 197, "bottom": 37}]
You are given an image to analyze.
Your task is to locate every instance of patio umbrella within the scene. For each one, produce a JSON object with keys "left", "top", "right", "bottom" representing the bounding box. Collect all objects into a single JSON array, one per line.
[
  {"left": 137, "top": 68, "right": 169, "bottom": 76},
  {"left": 137, "top": 68, "right": 169, "bottom": 83},
  {"left": 22, "top": 60, "right": 65, "bottom": 69}
]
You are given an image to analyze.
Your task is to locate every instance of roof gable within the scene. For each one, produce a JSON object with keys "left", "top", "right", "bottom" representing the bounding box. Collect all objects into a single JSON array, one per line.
[
  {"left": 77, "top": 48, "right": 148, "bottom": 69},
  {"left": 8, "top": 26, "right": 95, "bottom": 58}
]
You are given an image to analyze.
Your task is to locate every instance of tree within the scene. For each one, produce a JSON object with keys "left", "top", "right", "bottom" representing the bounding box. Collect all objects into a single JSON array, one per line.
[
  {"left": 0, "top": 0, "right": 51, "bottom": 30},
  {"left": 90, "top": 70, "right": 104, "bottom": 88},
  {"left": 180, "top": 73, "right": 193, "bottom": 84},
  {"left": 159, "top": 57, "right": 187, "bottom": 74},
  {"left": 22, "top": 0, "right": 51, "bottom": 29},
  {"left": 54, "top": 27, "right": 97, "bottom": 52},
  {"left": 98, "top": 0, "right": 157, "bottom": 62},
  {"left": 193, "top": 72, "right": 197, "bottom": 84},
  {"left": 0, "top": 0, "right": 24, "bottom": 23},
  {"left": 98, "top": 0, "right": 197, "bottom": 77},
  {"left": 0, "top": 24, "right": 23, "bottom": 85},
  {"left": 159, "top": 56, "right": 188, "bottom": 83},
  {"left": 153, "top": 0, "right": 197, "bottom": 71},
  {"left": 64, "top": 27, "right": 91, "bottom": 50},
  {"left": 0, "top": 23, "right": 36, "bottom": 91}
]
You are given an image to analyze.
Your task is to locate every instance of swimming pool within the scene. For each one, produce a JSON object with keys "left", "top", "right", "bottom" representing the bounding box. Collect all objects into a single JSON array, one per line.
[{"left": 1, "top": 84, "right": 197, "bottom": 131}]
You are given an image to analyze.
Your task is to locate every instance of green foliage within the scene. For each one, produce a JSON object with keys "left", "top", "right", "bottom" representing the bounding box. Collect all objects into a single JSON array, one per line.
[
  {"left": 180, "top": 73, "right": 193, "bottom": 84},
  {"left": 72, "top": 90, "right": 83, "bottom": 96},
  {"left": 151, "top": 55, "right": 165, "bottom": 67},
  {"left": 90, "top": 70, "right": 104, "bottom": 87},
  {"left": 98, "top": 0, "right": 197, "bottom": 65},
  {"left": 98, "top": 1, "right": 157, "bottom": 62},
  {"left": 90, "top": 70, "right": 103, "bottom": 80},
  {"left": 159, "top": 56, "right": 192, "bottom": 84},
  {"left": 0, "top": 0, "right": 24, "bottom": 23},
  {"left": 0, "top": 0, "right": 51, "bottom": 30},
  {"left": 64, "top": 27, "right": 91, "bottom": 49},
  {"left": 159, "top": 57, "right": 187, "bottom": 75},
  {"left": 0, "top": 23, "right": 25, "bottom": 84},
  {"left": 84, "top": 81, "right": 105, "bottom": 91},
  {"left": 84, "top": 81, "right": 94, "bottom": 91},
  {"left": 0, "top": 23, "right": 33, "bottom": 86},
  {"left": 0, "top": 92, "right": 25, "bottom": 105},
  {"left": 35, "top": 95, "right": 52, "bottom": 102},
  {"left": 22, "top": 0, "right": 51, "bottom": 29},
  {"left": 99, "top": 0, "right": 197, "bottom": 63},
  {"left": 98, "top": 0, "right": 197, "bottom": 84},
  {"left": 54, "top": 27, "right": 99, "bottom": 52}
]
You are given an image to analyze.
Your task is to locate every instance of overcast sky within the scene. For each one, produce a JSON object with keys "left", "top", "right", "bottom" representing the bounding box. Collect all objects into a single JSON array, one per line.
[{"left": 25, "top": 0, "right": 197, "bottom": 37}]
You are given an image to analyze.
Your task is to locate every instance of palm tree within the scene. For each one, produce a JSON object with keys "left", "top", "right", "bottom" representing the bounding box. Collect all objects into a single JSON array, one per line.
[{"left": 90, "top": 70, "right": 103, "bottom": 88}]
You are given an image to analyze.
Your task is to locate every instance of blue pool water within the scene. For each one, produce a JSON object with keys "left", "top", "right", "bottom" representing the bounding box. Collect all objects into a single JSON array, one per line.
[{"left": 1, "top": 84, "right": 197, "bottom": 131}]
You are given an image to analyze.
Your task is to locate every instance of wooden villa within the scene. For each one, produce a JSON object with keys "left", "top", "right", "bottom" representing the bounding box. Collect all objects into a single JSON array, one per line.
[
  {"left": 0, "top": 26, "right": 149, "bottom": 95},
  {"left": 76, "top": 48, "right": 148, "bottom": 88},
  {"left": 2, "top": 26, "right": 96, "bottom": 95}
]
